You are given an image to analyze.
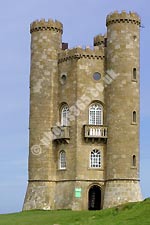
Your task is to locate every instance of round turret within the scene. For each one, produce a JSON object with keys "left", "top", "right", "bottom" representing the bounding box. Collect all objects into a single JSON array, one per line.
[
  {"left": 23, "top": 18, "right": 63, "bottom": 211},
  {"left": 94, "top": 34, "right": 105, "bottom": 47},
  {"left": 104, "top": 11, "right": 142, "bottom": 208}
]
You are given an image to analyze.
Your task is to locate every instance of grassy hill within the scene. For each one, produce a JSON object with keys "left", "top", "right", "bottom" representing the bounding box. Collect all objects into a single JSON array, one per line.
[{"left": 0, "top": 199, "right": 150, "bottom": 225}]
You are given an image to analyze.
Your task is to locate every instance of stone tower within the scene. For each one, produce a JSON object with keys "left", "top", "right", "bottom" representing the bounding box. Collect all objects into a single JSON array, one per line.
[
  {"left": 23, "top": 19, "right": 63, "bottom": 210},
  {"left": 103, "top": 11, "right": 142, "bottom": 208},
  {"left": 23, "top": 11, "right": 142, "bottom": 211}
]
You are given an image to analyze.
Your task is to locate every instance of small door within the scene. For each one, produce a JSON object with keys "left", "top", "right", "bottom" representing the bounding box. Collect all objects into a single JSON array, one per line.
[{"left": 88, "top": 185, "right": 101, "bottom": 210}]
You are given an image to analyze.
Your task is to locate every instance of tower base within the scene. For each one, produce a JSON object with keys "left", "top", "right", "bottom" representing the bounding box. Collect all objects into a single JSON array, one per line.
[
  {"left": 23, "top": 181, "right": 56, "bottom": 211},
  {"left": 103, "top": 180, "right": 142, "bottom": 209}
]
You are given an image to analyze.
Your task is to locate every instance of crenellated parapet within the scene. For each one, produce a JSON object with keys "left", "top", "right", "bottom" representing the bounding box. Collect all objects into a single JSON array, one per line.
[
  {"left": 106, "top": 11, "right": 141, "bottom": 26},
  {"left": 94, "top": 34, "right": 105, "bottom": 46},
  {"left": 30, "top": 19, "right": 63, "bottom": 34},
  {"left": 58, "top": 46, "right": 104, "bottom": 63}
]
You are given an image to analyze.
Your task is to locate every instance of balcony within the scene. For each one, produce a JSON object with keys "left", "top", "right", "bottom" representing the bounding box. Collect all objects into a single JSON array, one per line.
[
  {"left": 51, "top": 126, "right": 70, "bottom": 143},
  {"left": 84, "top": 125, "right": 107, "bottom": 142}
]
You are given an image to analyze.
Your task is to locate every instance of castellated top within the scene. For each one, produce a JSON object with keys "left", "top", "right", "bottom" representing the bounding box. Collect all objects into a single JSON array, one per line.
[
  {"left": 30, "top": 19, "right": 63, "bottom": 34},
  {"left": 94, "top": 34, "right": 105, "bottom": 46},
  {"left": 58, "top": 46, "right": 105, "bottom": 63},
  {"left": 23, "top": 11, "right": 142, "bottom": 212},
  {"left": 106, "top": 10, "right": 141, "bottom": 26}
]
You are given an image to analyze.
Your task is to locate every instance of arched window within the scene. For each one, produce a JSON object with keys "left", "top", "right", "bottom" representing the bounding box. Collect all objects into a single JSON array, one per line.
[
  {"left": 89, "top": 103, "right": 103, "bottom": 125},
  {"left": 59, "top": 150, "right": 66, "bottom": 169},
  {"left": 132, "top": 155, "right": 136, "bottom": 167},
  {"left": 61, "top": 105, "right": 69, "bottom": 126},
  {"left": 133, "top": 111, "right": 137, "bottom": 123},
  {"left": 133, "top": 68, "right": 137, "bottom": 80},
  {"left": 90, "top": 149, "right": 101, "bottom": 168}
]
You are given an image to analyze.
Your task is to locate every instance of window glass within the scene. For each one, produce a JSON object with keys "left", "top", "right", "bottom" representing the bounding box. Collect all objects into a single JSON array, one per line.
[
  {"left": 89, "top": 103, "right": 103, "bottom": 125},
  {"left": 93, "top": 72, "right": 101, "bottom": 81},
  {"left": 60, "top": 150, "right": 66, "bottom": 169},
  {"left": 61, "top": 105, "right": 69, "bottom": 126},
  {"left": 90, "top": 149, "right": 101, "bottom": 168}
]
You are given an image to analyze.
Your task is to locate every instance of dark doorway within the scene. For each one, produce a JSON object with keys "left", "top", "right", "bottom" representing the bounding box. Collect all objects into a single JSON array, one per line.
[{"left": 88, "top": 185, "right": 101, "bottom": 210}]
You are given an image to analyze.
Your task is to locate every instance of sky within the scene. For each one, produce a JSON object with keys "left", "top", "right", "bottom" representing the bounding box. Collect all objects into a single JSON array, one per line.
[{"left": 0, "top": 0, "right": 149, "bottom": 214}]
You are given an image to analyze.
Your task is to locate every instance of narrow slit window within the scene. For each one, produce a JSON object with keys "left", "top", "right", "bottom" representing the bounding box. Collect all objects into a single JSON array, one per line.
[
  {"left": 133, "top": 111, "right": 137, "bottom": 123},
  {"left": 132, "top": 155, "right": 136, "bottom": 167},
  {"left": 133, "top": 68, "right": 137, "bottom": 80}
]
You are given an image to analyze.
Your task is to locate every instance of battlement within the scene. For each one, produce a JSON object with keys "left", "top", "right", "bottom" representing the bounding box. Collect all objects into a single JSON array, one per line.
[
  {"left": 30, "top": 19, "right": 63, "bottom": 34},
  {"left": 58, "top": 46, "right": 104, "bottom": 63},
  {"left": 106, "top": 11, "right": 141, "bottom": 26},
  {"left": 94, "top": 34, "right": 105, "bottom": 46}
]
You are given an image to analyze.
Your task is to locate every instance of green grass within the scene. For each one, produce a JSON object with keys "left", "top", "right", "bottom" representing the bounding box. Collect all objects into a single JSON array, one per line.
[{"left": 0, "top": 199, "right": 150, "bottom": 225}]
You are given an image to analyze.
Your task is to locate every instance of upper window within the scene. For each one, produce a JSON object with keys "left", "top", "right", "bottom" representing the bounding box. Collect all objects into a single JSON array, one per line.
[
  {"left": 132, "top": 155, "right": 136, "bottom": 167},
  {"left": 132, "top": 68, "right": 137, "bottom": 81},
  {"left": 59, "top": 150, "right": 66, "bottom": 169},
  {"left": 89, "top": 103, "right": 103, "bottom": 125},
  {"left": 93, "top": 72, "right": 101, "bottom": 81},
  {"left": 60, "top": 73, "right": 67, "bottom": 85},
  {"left": 61, "top": 105, "right": 69, "bottom": 126},
  {"left": 133, "top": 111, "right": 137, "bottom": 123},
  {"left": 90, "top": 149, "right": 101, "bottom": 168}
]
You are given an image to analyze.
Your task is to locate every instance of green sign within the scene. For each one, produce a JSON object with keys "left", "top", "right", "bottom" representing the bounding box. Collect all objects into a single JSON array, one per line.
[{"left": 75, "top": 188, "right": 82, "bottom": 198}]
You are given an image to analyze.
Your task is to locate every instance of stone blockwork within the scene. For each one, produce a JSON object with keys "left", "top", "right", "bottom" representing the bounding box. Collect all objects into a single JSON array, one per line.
[
  {"left": 103, "top": 180, "right": 142, "bottom": 208},
  {"left": 23, "top": 11, "right": 142, "bottom": 211},
  {"left": 23, "top": 182, "right": 56, "bottom": 210}
]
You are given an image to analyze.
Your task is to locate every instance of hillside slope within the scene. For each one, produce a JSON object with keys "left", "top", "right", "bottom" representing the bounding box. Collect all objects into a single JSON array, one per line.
[{"left": 0, "top": 199, "right": 150, "bottom": 225}]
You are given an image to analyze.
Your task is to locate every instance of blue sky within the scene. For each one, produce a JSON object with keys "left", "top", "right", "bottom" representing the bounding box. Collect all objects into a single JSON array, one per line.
[{"left": 0, "top": 0, "right": 149, "bottom": 214}]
